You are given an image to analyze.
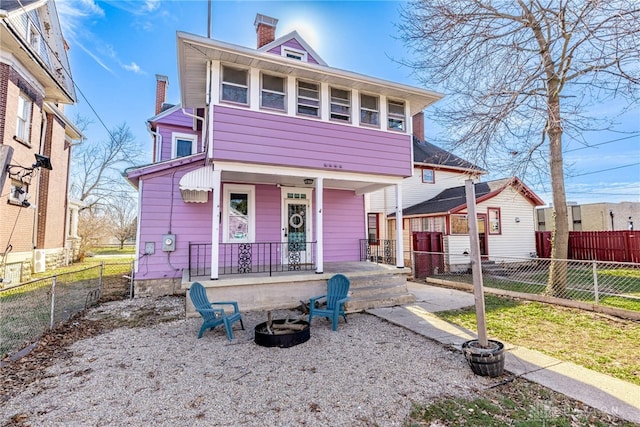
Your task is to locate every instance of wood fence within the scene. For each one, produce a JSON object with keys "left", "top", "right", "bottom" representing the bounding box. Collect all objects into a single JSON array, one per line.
[{"left": 535, "top": 231, "right": 640, "bottom": 263}]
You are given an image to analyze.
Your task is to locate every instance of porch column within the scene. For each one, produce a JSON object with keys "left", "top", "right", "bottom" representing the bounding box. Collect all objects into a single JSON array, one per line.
[
  {"left": 210, "top": 169, "right": 221, "bottom": 280},
  {"left": 315, "top": 177, "right": 324, "bottom": 274},
  {"left": 395, "top": 183, "right": 404, "bottom": 268}
]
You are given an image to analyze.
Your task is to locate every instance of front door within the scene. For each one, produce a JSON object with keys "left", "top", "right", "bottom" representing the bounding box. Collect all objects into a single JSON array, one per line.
[
  {"left": 477, "top": 215, "right": 488, "bottom": 257},
  {"left": 282, "top": 188, "right": 313, "bottom": 269}
]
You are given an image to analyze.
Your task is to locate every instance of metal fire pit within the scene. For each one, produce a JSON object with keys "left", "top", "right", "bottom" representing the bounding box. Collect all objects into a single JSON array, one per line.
[{"left": 254, "top": 319, "right": 310, "bottom": 348}]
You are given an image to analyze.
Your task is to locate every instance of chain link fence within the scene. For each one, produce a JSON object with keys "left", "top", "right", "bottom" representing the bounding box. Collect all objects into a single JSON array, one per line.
[
  {"left": 414, "top": 252, "right": 640, "bottom": 315},
  {"left": 0, "top": 262, "right": 133, "bottom": 360}
]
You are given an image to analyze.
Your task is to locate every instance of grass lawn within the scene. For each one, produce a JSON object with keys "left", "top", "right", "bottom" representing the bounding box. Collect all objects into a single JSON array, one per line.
[{"left": 436, "top": 294, "right": 640, "bottom": 387}]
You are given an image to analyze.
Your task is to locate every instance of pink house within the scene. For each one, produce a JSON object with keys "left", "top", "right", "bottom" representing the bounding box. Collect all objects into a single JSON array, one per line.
[{"left": 126, "top": 15, "right": 442, "bottom": 311}]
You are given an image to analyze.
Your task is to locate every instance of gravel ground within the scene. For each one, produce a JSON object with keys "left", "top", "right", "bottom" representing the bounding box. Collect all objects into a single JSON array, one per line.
[{"left": 1, "top": 296, "right": 498, "bottom": 426}]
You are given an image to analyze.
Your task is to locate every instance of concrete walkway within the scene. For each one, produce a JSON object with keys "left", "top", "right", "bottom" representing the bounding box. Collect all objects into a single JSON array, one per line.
[{"left": 367, "top": 282, "right": 640, "bottom": 424}]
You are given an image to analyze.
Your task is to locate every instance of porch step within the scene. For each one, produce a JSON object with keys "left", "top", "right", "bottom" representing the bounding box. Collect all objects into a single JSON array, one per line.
[{"left": 345, "top": 273, "right": 416, "bottom": 312}]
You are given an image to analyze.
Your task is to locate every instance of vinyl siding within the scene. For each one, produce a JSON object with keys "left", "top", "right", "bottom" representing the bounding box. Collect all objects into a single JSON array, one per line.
[
  {"left": 323, "top": 189, "right": 365, "bottom": 262},
  {"left": 267, "top": 38, "right": 321, "bottom": 64},
  {"left": 212, "top": 105, "right": 412, "bottom": 177}
]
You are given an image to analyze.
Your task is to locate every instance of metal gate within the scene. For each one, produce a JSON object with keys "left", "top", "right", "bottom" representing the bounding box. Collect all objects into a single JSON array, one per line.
[{"left": 412, "top": 232, "right": 444, "bottom": 279}]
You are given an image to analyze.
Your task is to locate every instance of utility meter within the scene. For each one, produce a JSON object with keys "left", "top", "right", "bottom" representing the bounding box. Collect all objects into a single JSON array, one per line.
[{"left": 162, "top": 234, "right": 176, "bottom": 252}]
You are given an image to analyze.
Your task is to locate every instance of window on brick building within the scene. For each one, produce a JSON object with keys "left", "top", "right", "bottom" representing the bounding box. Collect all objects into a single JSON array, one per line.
[{"left": 16, "top": 94, "right": 32, "bottom": 143}]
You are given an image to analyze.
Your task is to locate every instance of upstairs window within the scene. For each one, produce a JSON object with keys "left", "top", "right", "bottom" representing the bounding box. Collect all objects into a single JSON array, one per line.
[
  {"left": 27, "top": 23, "right": 40, "bottom": 52},
  {"left": 172, "top": 133, "right": 196, "bottom": 158},
  {"left": 421, "top": 168, "right": 435, "bottom": 183},
  {"left": 282, "top": 47, "right": 307, "bottom": 62},
  {"left": 261, "top": 73, "right": 286, "bottom": 111},
  {"left": 360, "top": 94, "right": 379, "bottom": 126},
  {"left": 387, "top": 100, "right": 406, "bottom": 131},
  {"left": 16, "top": 94, "right": 32, "bottom": 143},
  {"left": 330, "top": 88, "right": 351, "bottom": 122},
  {"left": 297, "top": 80, "right": 319, "bottom": 117},
  {"left": 221, "top": 66, "right": 248, "bottom": 105}
]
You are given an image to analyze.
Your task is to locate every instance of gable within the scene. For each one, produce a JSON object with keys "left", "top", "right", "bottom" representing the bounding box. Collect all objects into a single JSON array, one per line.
[{"left": 258, "top": 31, "right": 327, "bottom": 66}]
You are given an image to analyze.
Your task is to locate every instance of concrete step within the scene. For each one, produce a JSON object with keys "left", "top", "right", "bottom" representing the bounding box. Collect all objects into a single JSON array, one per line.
[
  {"left": 348, "top": 273, "right": 407, "bottom": 289},
  {"left": 349, "top": 283, "right": 409, "bottom": 299},
  {"left": 346, "top": 292, "right": 416, "bottom": 312}
]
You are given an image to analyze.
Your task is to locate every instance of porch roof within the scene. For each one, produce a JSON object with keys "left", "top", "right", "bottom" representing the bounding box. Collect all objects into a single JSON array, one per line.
[{"left": 413, "top": 138, "right": 485, "bottom": 174}]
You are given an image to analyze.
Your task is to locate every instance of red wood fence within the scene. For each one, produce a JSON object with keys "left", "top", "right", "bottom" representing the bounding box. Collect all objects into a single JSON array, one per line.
[
  {"left": 535, "top": 231, "right": 640, "bottom": 263},
  {"left": 412, "top": 232, "right": 444, "bottom": 278}
]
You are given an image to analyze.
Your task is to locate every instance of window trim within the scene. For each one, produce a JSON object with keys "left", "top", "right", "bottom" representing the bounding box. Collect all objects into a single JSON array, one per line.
[
  {"left": 367, "top": 213, "right": 380, "bottom": 245},
  {"left": 330, "top": 86, "right": 351, "bottom": 123},
  {"left": 260, "top": 72, "right": 286, "bottom": 112},
  {"left": 16, "top": 93, "right": 32, "bottom": 144},
  {"left": 450, "top": 214, "right": 469, "bottom": 235},
  {"left": 171, "top": 132, "right": 197, "bottom": 158},
  {"left": 488, "top": 207, "right": 502, "bottom": 235},
  {"left": 296, "top": 80, "right": 320, "bottom": 117},
  {"left": 359, "top": 93, "right": 380, "bottom": 127},
  {"left": 222, "top": 184, "right": 256, "bottom": 243},
  {"left": 387, "top": 99, "right": 406, "bottom": 132},
  {"left": 421, "top": 168, "right": 435, "bottom": 183},
  {"left": 220, "top": 65, "right": 249, "bottom": 106},
  {"left": 27, "top": 22, "right": 40, "bottom": 52},
  {"left": 282, "top": 47, "right": 308, "bottom": 62}
]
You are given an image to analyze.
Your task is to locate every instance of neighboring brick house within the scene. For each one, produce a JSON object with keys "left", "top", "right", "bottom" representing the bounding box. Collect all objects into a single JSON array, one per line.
[{"left": 1, "top": 0, "right": 82, "bottom": 284}]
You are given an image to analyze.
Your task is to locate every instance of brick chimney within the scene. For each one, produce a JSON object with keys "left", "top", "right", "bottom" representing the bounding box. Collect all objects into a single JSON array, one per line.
[
  {"left": 155, "top": 74, "right": 168, "bottom": 115},
  {"left": 412, "top": 112, "right": 425, "bottom": 142},
  {"left": 254, "top": 14, "right": 278, "bottom": 48}
]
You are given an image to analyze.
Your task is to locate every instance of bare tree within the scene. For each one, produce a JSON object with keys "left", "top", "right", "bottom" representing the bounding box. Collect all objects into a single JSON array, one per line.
[
  {"left": 399, "top": 1, "right": 639, "bottom": 295},
  {"left": 77, "top": 207, "right": 111, "bottom": 261},
  {"left": 108, "top": 195, "right": 137, "bottom": 249},
  {"left": 70, "top": 122, "right": 143, "bottom": 209}
]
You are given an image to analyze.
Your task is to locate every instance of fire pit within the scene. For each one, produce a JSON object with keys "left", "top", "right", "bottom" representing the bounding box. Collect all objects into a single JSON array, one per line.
[{"left": 254, "top": 314, "right": 310, "bottom": 348}]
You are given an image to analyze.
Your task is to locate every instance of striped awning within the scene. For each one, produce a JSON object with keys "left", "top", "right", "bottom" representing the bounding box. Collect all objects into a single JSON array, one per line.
[{"left": 179, "top": 167, "right": 214, "bottom": 203}]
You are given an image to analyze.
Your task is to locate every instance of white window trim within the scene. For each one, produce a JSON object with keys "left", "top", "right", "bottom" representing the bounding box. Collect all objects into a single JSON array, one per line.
[
  {"left": 222, "top": 184, "right": 256, "bottom": 243},
  {"left": 296, "top": 79, "right": 320, "bottom": 118},
  {"left": 27, "top": 22, "right": 40, "bottom": 52},
  {"left": 282, "top": 47, "right": 308, "bottom": 62},
  {"left": 329, "top": 86, "right": 351, "bottom": 123},
  {"left": 220, "top": 65, "right": 249, "bottom": 106},
  {"left": 360, "top": 93, "right": 380, "bottom": 127},
  {"left": 171, "top": 132, "right": 197, "bottom": 158},
  {"left": 260, "top": 72, "right": 287, "bottom": 112},
  {"left": 387, "top": 99, "right": 406, "bottom": 132},
  {"left": 16, "top": 93, "right": 32, "bottom": 143}
]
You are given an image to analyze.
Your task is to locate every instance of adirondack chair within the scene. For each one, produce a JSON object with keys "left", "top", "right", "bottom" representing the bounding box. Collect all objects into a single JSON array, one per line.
[
  {"left": 189, "top": 282, "right": 244, "bottom": 340},
  {"left": 308, "top": 274, "right": 351, "bottom": 331}
]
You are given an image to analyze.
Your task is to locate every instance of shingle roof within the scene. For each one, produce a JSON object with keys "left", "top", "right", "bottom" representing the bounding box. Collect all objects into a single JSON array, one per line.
[
  {"left": 413, "top": 137, "right": 484, "bottom": 172},
  {"left": 396, "top": 178, "right": 512, "bottom": 217}
]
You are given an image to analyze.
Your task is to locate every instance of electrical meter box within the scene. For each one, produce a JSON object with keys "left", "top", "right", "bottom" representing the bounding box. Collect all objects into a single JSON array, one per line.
[{"left": 162, "top": 234, "right": 176, "bottom": 252}]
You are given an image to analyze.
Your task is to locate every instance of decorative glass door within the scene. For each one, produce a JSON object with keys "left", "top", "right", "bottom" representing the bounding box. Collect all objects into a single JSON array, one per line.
[{"left": 282, "top": 190, "right": 312, "bottom": 269}]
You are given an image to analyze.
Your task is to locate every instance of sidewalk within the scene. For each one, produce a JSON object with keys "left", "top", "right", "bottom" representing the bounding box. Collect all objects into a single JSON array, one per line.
[{"left": 367, "top": 282, "right": 640, "bottom": 424}]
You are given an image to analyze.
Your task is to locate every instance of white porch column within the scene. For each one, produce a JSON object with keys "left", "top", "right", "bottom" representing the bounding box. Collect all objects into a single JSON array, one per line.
[
  {"left": 210, "top": 169, "right": 221, "bottom": 280},
  {"left": 395, "top": 182, "right": 404, "bottom": 268},
  {"left": 315, "top": 177, "right": 324, "bottom": 274}
]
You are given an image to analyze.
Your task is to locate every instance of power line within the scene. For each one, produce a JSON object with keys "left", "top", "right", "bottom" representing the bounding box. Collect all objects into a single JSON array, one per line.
[
  {"left": 567, "top": 162, "right": 640, "bottom": 178},
  {"left": 564, "top": 134, "right": 640, "bottom": 153}
]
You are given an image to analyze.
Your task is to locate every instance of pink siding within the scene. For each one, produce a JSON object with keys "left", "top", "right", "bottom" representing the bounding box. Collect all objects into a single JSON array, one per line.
[
  {"left": 154, "top": 108, "right": 202, "bottom": 162},
  {"left": 322, "top": 189, "right": 365, "bottom": 261},
  {"left": 266, "top": 38, "right": 320, "bottom": 64},
  {"left": 212, "top": 105, "right": 412, "bottom": 177}
]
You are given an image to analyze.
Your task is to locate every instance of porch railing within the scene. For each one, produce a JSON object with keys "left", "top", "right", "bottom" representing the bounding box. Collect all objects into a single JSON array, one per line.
[
  {"left": 188, "top": 241, "right": 317, "bottom": 280},
  {"left": 359, "top": 239, "right": 397, "bottom": 266}
]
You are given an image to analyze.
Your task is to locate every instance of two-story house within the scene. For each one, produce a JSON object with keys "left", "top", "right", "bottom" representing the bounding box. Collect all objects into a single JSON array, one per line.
[
  {"left": 1, "top": 0, "right": 83, "bottom": 284},
  {"left": 126, "top": 14, "right": 443, "bottom": 310}
]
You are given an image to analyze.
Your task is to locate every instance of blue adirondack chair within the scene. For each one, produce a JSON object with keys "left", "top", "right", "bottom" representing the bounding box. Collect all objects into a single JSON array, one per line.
[
  {"left": 189, "top": 282, "right": 244, "bottom": 340},
  {"left": 308, "top": 274, "right": 351, "bottom": 331}
]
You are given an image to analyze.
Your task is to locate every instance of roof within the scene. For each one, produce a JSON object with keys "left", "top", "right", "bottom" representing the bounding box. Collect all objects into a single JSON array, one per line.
[
  {"left": 258, "top": 30, "right": 327, "bottom": 66},
  {"left": 393, "top": 177, "right": 544, "bottom": 217},
  {"left": 413, "top": 137, "right": 484, "bottom": 173},
  {"left": 177, "top": 31, "right": 443, "bottom": 115}
]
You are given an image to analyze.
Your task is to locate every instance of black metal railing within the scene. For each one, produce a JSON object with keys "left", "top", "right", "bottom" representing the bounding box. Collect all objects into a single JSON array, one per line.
[
  {"left": 189, "top": 241, "right": 317, "bottom": 280},
  {"left": 359, "top": 239, "right": 397, "bottom": 266}
]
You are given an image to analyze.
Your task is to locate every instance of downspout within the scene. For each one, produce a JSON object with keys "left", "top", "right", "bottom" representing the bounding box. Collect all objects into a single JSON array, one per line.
[
  {"left": 32, "top": 110, "right": 47, "bottom": 249},
  {"left": 180, "top": 108, "right": 205, "bottom": 155},
  {"left": 146, "top": 122, "right": 161, "bottom": 162}
]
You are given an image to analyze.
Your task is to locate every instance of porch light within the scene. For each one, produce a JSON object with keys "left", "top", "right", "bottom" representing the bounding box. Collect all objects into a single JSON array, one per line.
[{"left": 304, "top": 178, "right": 314, "bottom": 185}]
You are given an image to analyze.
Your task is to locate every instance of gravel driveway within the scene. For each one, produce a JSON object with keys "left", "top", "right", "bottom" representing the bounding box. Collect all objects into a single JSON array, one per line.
[{"left": 1, "top": 296, "right": 496, "bottom": 426}]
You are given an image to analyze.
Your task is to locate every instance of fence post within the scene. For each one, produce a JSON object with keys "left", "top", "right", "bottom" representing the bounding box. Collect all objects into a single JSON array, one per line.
[
  {"left": 592, "top": 261, "right": 599, "bottom": 305},
  {"left": 50, "top": 276, "right": 57, "bottom": 330}
]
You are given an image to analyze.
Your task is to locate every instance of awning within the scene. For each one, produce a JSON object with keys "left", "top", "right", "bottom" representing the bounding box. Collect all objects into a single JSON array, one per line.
[{"left": 179, "top": 167, "right": 214, "bottom": 203}]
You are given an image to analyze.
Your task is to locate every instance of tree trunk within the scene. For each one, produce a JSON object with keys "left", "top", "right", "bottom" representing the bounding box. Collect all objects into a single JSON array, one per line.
[{"left": 546, "top": 92, "right": 569, "bottom": 297}]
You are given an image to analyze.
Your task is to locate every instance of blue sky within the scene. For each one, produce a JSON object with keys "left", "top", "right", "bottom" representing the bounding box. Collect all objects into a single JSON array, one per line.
[{"left": 57, "top": 0, "right": 640, "bottom": 205}]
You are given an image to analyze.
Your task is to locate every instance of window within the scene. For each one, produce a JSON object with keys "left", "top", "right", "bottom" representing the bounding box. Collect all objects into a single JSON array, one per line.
[
  {"left": 282, "top": 47, "right": 307, "bottom": 62},
  {"left": 27, "top": 23, "right": 40, "bottom": 52},
  {"left": 16, "top": 94, "right": 32, "bottom": 143},
  {"left": 367, "top": 213, "right": 379, "bottom": 244},
  {"left": 572, "top": 205, "right": 582, "bottom": 231},
  {"left": 223, "top": 184, "right": 255, "bottom": 243},
  {"left": 172, "top": 133, "right": 196, "bottom": 158},
  {"left": 297, "top": 80, "right": 319, "bottom": 117},
  {"left": 360, "top": 94, "right": 379, "bottom": 126},
  {"left": 387, "top": 100, "right": 405, "bottom": 131},
  {"left": 488, "top": 208, "right": 501, "bottom": 235},
  {"left": 536, "top": 209, "right": 546, "bottom": 231},
  {"left": 261, "top": 73, "right": 286, "bottom": 111},
  {"left": 450, "top": 215, "right": 469, "bottom": 235},
  {"left": 330, "top": 87, "right": 351, "bottom": 122},
  {"left": 421, "top": 168, "right": 435, "bottom": 183},
  {"left": 221, "top": 66, "right": 248, "bottom": 105}
]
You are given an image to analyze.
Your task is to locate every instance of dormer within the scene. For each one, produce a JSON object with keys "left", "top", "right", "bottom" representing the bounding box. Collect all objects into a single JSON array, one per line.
[{"left": 255, "top": 14, "right": 327, "bottom": 66}]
